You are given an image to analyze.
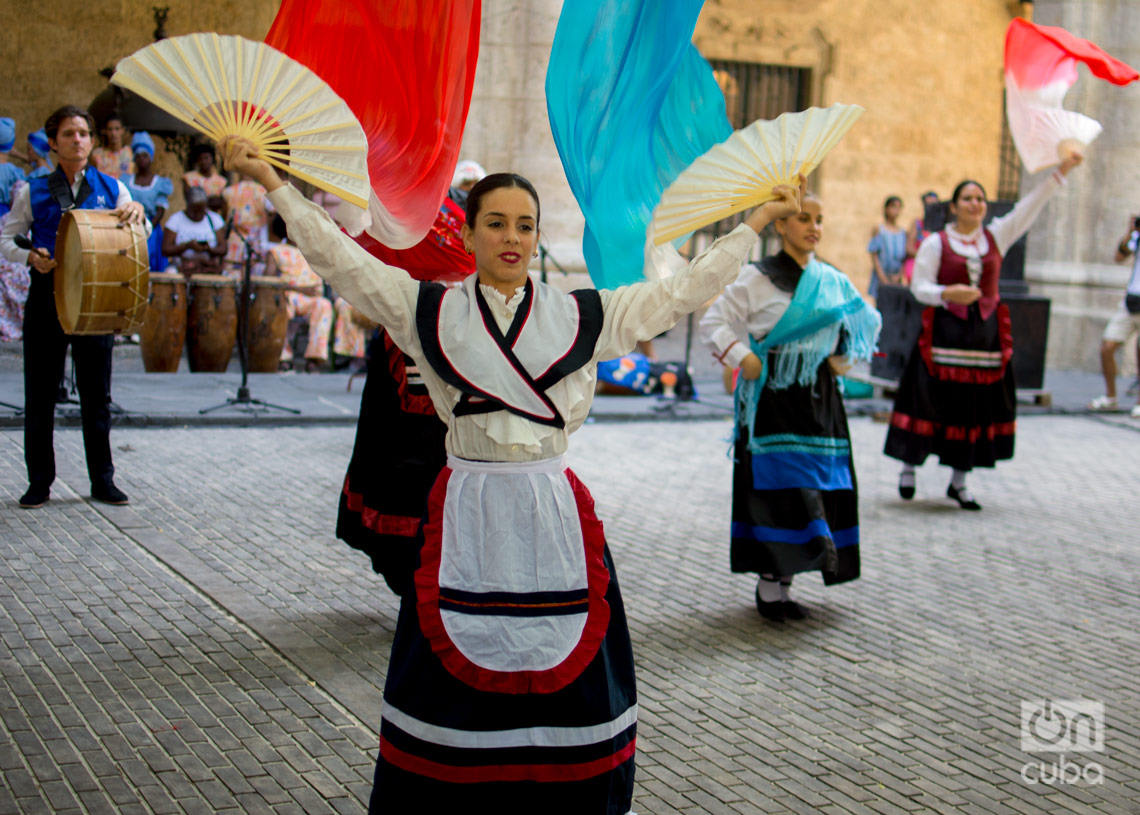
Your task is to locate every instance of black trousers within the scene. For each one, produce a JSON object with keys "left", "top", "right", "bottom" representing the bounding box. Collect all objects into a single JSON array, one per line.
[{"left": 21, "top": 282, "right": 115, "bottom": 491}]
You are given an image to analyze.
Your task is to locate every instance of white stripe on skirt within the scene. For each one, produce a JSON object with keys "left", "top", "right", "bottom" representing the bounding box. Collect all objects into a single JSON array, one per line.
[{"left": 382, "top": 700, "right": 638, "bottom": 749}]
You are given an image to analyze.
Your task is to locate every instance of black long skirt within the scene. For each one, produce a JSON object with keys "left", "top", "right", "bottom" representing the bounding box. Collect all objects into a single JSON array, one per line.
[
  {"left": 731, "top": 362, "right": 860, "bottom": 584},
  {"left": 337, "top": 329, "right": 447, "bottom": 595},
  {"left": 884, "top": 303, "right": 1015, "bottom": 472},
  {"left": 368, "top": 464, "right": 637, "bottom": 815}
]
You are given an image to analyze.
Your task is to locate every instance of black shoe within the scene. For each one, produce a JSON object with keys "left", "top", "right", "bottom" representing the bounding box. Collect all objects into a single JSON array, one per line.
[
  {"left": 782, "top": 600, "right": 810, "bottom": 620},
  {"left": 947, "top": 484, "right": 981, "bottom": 511},
  {"left": 19, "top": 487, "right": 50, "bottom": 509},
  {"left": 755, "top": 587, "right": 786, "bottom": 622},
  {"left": 898, "top": 479, "right": 915, "bottom": 500},
  {"left": 91, "top": 483, "right": 129, "bottom": 506}
]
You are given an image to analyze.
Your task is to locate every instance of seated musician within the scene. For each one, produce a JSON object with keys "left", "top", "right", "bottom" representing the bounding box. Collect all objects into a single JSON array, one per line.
[
  {"left": 0, "top": 104, "right": 147, "bottom": 509},
  {"left": 264, "top": 214, "right": 333, "bottom": 373},
  {"left": 162, "top": 186, "right": 226, "bottom": 276}
]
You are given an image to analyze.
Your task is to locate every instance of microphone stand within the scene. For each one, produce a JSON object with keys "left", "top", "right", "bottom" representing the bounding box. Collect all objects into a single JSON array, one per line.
[{"left": 199, "top": 226, "right": 299, "bottom": 415}]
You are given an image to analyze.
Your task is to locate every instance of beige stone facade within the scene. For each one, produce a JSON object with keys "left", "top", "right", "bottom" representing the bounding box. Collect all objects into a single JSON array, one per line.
[
  {"left": 1021, "top": 0, "right": 1140, "bottom": 373},
  {"left": 691, "top": 0, "right": 1018, "bottom": 291},
  {"left": 1, "top": 2, "right": 280, "bottom": 205}
]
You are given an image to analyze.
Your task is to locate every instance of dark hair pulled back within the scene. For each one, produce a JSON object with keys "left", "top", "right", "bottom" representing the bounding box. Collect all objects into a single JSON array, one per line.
[
  {"left": 951, "top": 179, "right": 986, "bottom": 204},
  {"left": 465, "top": 172, "right": 540, "bottom": 226}
]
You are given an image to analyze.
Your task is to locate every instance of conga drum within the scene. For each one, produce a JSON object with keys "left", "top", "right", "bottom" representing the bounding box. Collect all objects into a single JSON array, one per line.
[
  {"left": 53, "top": 210, "right": 149, "bottom": 334},
  {"left": 140, "top": 272, "right": 187, "bottom": 373},
  {"left": 186, "top": 274, "right": 238, "bottom": 372},
  {"left": 246, "top": 276, "right": 289, "bottom": 372}
]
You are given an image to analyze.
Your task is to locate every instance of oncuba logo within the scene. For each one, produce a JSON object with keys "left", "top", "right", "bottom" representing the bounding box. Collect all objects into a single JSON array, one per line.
[{"left": 1019, "top": 699, "right": 1104, "bottom": 786}]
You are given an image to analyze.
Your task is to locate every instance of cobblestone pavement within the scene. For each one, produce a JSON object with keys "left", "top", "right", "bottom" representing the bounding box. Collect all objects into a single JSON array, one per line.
[{"left": 1, "top": 415, "right": 1138, "bottom": 814}]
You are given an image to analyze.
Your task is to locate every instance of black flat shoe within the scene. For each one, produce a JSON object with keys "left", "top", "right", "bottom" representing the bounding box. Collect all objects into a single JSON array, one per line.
[
  {"left": 899, "top": 480, "right": 915, "bottom": 500},
  {"left": 19, "top": 487, "right": 49, "bottom": 509},
  {"left": 755, "top": 587, "right": 785, "bottom": 622},
  {"left": 91, "top": 483, "right": 129, "bottom": 506},
  {"left": 782, "top": 600, "right": 810, "bottom": 620},
  {"left": 946, "top": 484, "right": 981, "bottom": 511}
]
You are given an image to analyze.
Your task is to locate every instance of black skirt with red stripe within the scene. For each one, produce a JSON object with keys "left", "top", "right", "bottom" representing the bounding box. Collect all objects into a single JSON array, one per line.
[
  {"left": 336, "top": 329, "right": 448, "bottom": 595},
  {"left": 884, "top": 302, "right": 1016, "bottom": 471},
  {"left": 368, "top": 466, "right": 637, "bottom": 815}
]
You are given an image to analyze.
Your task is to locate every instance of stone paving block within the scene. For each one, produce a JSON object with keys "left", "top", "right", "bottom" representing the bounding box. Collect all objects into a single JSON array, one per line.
[{"left": 230, "top": 791, "right": 276, "bottom": 814}]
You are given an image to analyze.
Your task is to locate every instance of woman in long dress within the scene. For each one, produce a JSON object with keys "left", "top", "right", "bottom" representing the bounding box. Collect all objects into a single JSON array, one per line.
[
  {"left": 885, "top": 154, "right": 1082, "bottom": 509},
  {"left": 222, "top": 135, "right": 801, "bottom": 814},
  {"left": 701, "top": 196, "right": 880, "bottom": 621}
]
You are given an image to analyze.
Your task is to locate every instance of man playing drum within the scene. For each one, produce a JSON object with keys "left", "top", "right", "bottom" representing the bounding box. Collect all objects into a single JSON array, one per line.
[{"left": 0, "top": 105, "right": 148, "bottom": 509}]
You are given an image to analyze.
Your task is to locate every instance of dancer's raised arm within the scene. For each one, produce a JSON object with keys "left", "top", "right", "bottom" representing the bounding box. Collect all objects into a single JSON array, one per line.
[{"left": 595, "top": 179, "right": 804, "bottom": 361}]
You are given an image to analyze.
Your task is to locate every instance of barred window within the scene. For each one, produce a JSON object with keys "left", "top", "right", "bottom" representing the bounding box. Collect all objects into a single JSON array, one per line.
[
  {"left": 997, "top": 95, "right": 1022, "bottom": 201},
  {"left": 687, "top": 60, "right": 812, "bottom": 260}
]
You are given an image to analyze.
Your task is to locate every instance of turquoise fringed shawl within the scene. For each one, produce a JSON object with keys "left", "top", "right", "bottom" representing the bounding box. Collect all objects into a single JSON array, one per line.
[{"left": 736, "top": 259, "right": 882, "bottom": 446}]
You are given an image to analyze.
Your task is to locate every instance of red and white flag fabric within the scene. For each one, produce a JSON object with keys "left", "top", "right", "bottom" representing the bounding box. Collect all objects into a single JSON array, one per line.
[
  {"left": 266, "top": 0, "right": 481, "bottom": 249},
  {"left": 1004, "top": 18, "right": 1139, "bottom": 173}
]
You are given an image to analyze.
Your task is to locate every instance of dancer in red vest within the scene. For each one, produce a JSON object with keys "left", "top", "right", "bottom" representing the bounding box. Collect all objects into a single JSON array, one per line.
[{"left": 884, "top": 154, "right": 1081, "bottom": 510}]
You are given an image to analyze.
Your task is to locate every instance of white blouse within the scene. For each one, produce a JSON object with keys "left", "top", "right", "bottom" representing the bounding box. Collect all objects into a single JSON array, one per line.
[
  {"left": 910, "top": 171, "right": 1064, "bottom": 306},
  {"left": 268, "top": 185, "right": 758, "bottom": 462},
  {"left": 700, "top": 262, "right": 793, "bottom": 369}
]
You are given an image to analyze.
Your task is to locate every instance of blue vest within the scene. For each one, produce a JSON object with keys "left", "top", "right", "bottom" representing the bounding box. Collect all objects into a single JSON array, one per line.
[{"left": 29, "top": 165, "right": 120, "bottom": 257}]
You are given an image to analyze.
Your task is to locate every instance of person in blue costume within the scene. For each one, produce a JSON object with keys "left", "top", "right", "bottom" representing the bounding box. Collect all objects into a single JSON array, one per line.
[
  {"left": 701, "top": 195, "right": 881, "bottom": 622},
  {"left": 26, "top": 129, "right": 54, "bottom": 180},
  {"left": 0, "top": 117, "right": 27, "bottom": 218},
  {"left": 0, "top": 105, "right": 149, "bottom": 509},
  {"left": 121, "top": 132, "right": 173, "bottom": 271},
  {"left": 867, "top": 195, "right": 907, "bottom": 298}
]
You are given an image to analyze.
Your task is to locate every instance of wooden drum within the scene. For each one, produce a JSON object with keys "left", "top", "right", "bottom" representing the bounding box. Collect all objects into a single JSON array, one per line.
[
  {"left": 186, "top": 274, "right": 237, "bottom": 373},
  {"left": 139, "top": 272, "right": 187, "bottom": 373},
  {"left": 246, "top": 276, "right": 290, "bottom": 373},
  {"left": 53, "top": 209, "right": 149, "bottom": 335}
]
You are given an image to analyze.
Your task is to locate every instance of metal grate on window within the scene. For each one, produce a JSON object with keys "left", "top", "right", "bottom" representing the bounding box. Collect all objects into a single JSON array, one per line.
[{"left": 997, "top": 95, "right": 1022, "bottom": 201}]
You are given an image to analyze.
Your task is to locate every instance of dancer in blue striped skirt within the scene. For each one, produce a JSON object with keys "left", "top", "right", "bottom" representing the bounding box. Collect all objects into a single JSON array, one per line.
[{"left": 702, "top": 195, "right": 880, "bottom": 622}]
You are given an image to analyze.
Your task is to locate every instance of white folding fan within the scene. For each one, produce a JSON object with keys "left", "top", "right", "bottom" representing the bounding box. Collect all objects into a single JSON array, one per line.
[
  {"left": 650, "top": 104, "right": 864, "bottom": 245},
  {"left": 111, "top": 33, "right": 370, "bottom": 210}
]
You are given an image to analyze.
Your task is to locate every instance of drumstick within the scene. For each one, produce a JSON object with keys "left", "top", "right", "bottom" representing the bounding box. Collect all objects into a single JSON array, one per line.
[{"left": 13, "top": 235, "right": 51, "bottom": 260}]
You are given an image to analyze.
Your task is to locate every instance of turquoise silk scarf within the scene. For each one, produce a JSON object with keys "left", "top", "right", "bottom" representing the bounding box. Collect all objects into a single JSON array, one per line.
[{"left": 735, "top": 258, "right": 881, "bottom": 448}]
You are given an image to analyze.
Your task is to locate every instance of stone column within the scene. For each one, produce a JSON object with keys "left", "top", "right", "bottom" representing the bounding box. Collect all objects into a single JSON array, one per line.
[
  {"left": 459, "top": 0, "right": 587, "bottom": 272},
  {"left": 1022, "top": 0, "right": 1140, "bottom": 370},
  {"left": 1023, "top": 0, "right": 1140, "bottom": 280}
]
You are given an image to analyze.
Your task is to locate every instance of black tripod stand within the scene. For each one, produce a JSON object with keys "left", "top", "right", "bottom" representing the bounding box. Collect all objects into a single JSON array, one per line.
[{"left": 199, "top": 232, "right": 299, "bottom": 415}]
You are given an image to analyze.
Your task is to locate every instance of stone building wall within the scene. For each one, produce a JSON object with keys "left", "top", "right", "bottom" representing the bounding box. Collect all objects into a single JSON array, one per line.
[
  {"left": 1, "top": 2, "right": 280, "bottom": 206},
  {"left": 691, "top": 0, "right": 1015, "bottom": 291},
  {"left": 457, "top": 0, "right": 581, "bottom": 269},
  {"left": 1021, "top": 0, "right": 1140, "bottom": 373}
]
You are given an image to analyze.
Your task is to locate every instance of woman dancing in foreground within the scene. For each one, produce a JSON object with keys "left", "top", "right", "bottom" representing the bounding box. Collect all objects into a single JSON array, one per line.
[{"left": 222, "top": 135, "right": 802, "bottom": 814}]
